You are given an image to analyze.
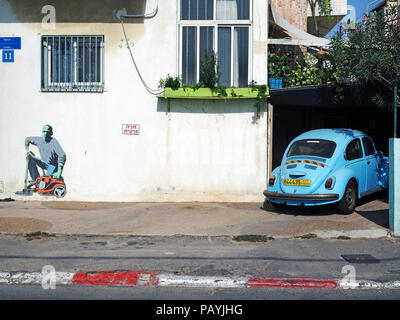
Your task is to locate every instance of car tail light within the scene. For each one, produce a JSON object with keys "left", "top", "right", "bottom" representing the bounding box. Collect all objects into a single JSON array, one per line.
[
  {"left": 269, "top": 175, "right": 276, "bottom": 186},
  {"left": 325, "top": 178, "right": 333, "bottom": 189}
]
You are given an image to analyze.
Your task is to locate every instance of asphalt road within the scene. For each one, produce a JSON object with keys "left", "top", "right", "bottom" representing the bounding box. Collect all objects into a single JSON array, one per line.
[
  {"left": 1, "top": 234, "right": 400, "bottom": 301},
  {"left": 2, "top": 284, "right": 400, "bottom": 300}
]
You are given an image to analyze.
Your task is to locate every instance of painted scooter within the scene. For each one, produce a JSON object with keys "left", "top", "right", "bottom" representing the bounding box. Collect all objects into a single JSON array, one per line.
[{"left": 16, "top": 151, "right": 67, "bottom": 198}]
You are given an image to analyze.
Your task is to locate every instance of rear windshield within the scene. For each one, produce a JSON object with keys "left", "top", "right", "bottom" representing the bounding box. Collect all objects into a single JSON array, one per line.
[{"left": 286, "top": 139, "right": 337, "bottom": 158}]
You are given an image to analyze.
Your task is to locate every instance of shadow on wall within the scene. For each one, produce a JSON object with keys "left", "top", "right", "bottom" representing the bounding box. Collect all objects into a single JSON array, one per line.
[
  {"left": 156, "top": 98, "right": 267, "bottom": 124},
  {"left": 0, "top": 0, "right": 145, "bottom": 23}
]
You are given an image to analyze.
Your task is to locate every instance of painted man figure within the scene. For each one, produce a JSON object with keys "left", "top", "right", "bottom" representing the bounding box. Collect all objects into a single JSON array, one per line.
[{"left": 25, "top": 125, "right": 66, "bottom": 181}]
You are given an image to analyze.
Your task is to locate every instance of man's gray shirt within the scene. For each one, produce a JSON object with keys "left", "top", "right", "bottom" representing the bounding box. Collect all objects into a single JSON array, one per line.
[{"left": 25, "top": 137, "right": 66, "bottom": 167}]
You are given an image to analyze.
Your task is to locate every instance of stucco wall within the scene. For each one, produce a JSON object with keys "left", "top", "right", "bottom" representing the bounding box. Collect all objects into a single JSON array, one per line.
[{"left": 0, "top": 0, "right": 269, "bottom": 202}]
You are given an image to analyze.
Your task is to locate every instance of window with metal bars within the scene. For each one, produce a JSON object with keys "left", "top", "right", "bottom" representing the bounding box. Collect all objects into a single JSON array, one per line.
[{"left": 41, "top": 35, "right": 104, "bottom": 92}]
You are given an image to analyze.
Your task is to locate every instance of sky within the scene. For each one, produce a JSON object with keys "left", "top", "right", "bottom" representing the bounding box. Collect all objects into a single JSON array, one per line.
[{"left": 326, "top": 0, "right": 385, "bottom": 38}]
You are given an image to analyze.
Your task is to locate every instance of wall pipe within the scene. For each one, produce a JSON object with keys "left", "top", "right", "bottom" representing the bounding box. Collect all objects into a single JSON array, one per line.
[
  {"left": 117, "top": 0, "right": 163, "bottom": 96},
  {"left": 116, "top": 0, "right": 158, "bottom": 19}
]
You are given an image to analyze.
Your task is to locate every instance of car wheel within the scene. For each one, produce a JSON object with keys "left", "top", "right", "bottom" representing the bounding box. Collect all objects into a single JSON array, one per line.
[{"left": 337, "top": 180, "right": 357, "bottom": 214}]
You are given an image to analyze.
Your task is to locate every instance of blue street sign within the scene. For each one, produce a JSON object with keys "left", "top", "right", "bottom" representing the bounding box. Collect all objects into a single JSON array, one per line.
[
  {"left": 2, "top": 50, "right": 14, "bottom": 63},
  {"left": 0, "top": 37, "right": 21, "bottom": 50}
]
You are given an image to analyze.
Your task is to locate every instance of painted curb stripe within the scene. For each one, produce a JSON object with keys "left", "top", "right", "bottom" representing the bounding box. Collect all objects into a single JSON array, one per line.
[
  {"left": 0, "top": 272, "right": 74, "bottom": 285},
  {"left": 158, "top": 274, "right": 247, "bottom": 288},
  {"left": 71, "top": 271, "right": 158, "bottom": 286},
  {"left": 337, "top": 280, "right": 400, "bottom": 290},
  {"left": 247, "top": 277, "right": 338, "bottom": 289},
  {"left": 1, "top": 271, "right": 400, "bottom": 290},
  {"left": 0, "top": 273, "right": 10, "bottom": 284}
]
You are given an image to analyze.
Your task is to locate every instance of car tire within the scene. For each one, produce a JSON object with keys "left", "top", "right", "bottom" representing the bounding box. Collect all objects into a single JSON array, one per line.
[{"left": 337, "top": 180, "right": 357, "bottom": 214}]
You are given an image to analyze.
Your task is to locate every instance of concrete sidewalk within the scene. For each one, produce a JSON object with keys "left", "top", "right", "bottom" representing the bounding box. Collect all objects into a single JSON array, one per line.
[{"left": 0, "top": 191, "right": 391, "bottom": 239}]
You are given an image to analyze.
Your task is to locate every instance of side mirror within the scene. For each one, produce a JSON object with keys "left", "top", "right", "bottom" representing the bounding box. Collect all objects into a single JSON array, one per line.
[{"left": 377, "top": 151, "right": 384, "bottom": 158}]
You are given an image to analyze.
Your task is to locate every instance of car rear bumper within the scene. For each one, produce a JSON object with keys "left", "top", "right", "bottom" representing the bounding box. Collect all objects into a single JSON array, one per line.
[{"left": 263, "top": 191, "right": 339, "bottom": 201}]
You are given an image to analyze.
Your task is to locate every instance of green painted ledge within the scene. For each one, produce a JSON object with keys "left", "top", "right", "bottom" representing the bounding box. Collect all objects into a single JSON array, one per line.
[
  {"left": 159, "top": 87, "right": 261, "bottom": 99},
  {"left": 158, "top": 87, "right": 269, "bottom": 114}
]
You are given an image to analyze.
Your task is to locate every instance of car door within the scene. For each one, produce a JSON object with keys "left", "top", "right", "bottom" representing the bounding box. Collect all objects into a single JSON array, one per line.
[
  {"left": 345, "top": 138, "right": 367, "bottom": 195},
  {"left": 361, "top": 136, "right": 380, "bottom": 193}
]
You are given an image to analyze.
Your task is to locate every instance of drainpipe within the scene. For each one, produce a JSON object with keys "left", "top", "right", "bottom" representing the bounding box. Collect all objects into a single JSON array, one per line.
[{"left": 116, "top": 0, "right": 158, "bottom": 19}]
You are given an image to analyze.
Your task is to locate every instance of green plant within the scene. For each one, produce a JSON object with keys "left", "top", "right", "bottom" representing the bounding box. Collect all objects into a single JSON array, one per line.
[
  {"left": 200, "top": 50, "right": 219, "bottom": 89},
  {"left": 286, "top": 55, "right": 320, "bottom": 87},
  {"left": 185, "top": 82, "right": 206, "bottom": 90},
  {"left": 158, "top": 74, "right": 182, "bottom": 89},
  {"left": 232, "top": 234, "right": 274, "bottom": 242},
  {"left": 295, "top": 233, "right": 318, "bottom": 239},
  {"left": 249, "top": 82, "right": 269, "bottom": 116},
  {"left": 212, "top": 85, "right": 228, "bottom": 97},
  {"left": 328, "top": 6, "right": 400, "bottom": 112},
  {"left": 268, "top": 50, "right": 290, "bottom": 79}
]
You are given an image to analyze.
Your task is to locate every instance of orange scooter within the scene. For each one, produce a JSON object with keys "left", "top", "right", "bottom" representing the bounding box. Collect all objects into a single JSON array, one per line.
[{"left": 16, "top": 151, "right": 67, "bottom": 198}]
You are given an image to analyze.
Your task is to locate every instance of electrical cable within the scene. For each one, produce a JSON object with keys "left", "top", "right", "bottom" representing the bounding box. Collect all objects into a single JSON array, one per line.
[{"left": 118, "top": 0, "right": 164, "bottom": 96}]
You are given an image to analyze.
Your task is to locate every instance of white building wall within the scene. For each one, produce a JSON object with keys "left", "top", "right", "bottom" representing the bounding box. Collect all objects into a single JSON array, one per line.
[
  {"left": 0, "top": 0, "right": 268, "bottom": 202},
  {"left": 307, "top": 0, "right": 348, "bottom": 17}
]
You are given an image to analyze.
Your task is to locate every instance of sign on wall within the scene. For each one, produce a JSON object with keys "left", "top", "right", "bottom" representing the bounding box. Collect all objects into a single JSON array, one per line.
[
  {"left": 0, "top": 37, "right": 21, "bottom": 50},
  {"left": 2, "top": 50, "right": 14, "bottom": 63},
  {"left": 122, "top": 124, "right": 140, "bottom": 135},
  {"left": 1, "top": 37, "right": 21, "bottom": 64}
]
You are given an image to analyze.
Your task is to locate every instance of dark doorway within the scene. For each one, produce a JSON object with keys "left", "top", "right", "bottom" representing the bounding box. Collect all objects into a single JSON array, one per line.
[{"left": 271, "top": 103, "right": 393, "bottom": 170}]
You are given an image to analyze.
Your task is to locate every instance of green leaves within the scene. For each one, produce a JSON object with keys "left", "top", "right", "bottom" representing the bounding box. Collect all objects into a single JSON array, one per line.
[
  {"left": 329, "top": 6, "right": 400, "bottom": 109},
  {"left": 268, "top": 51, "right": 290, "bottom": 79},
  {"left": 158, "top": 74, "right": 182, "bottom": 89},
  {"left": 199, "top": 50, "right": 219, "bottom": 89}
]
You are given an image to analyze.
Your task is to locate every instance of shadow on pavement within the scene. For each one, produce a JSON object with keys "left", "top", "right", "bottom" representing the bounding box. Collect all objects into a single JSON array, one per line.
[
  {"left": 262, "top": 190, "right": 389, "bottom": 221},
  {"left": 355, "top": 209, "right": 389, "bottom": 228},
  {"left": 261, "top": 201, "right": 338, "bottom": 217}
]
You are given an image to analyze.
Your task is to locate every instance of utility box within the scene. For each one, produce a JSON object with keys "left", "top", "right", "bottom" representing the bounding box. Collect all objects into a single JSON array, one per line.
[{"left": 389, "top": 138, "right": 400, "bottom": 236}]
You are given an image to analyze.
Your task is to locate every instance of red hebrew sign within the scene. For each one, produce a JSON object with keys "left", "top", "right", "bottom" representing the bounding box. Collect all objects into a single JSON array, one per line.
[{"left": 122, "top": 124, "right": 140, "bottom": 135}]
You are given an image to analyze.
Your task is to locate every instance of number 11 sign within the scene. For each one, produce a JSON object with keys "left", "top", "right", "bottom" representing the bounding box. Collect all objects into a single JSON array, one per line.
[{"left": 2, "top": 50, "right": 14, "bottom": 63}]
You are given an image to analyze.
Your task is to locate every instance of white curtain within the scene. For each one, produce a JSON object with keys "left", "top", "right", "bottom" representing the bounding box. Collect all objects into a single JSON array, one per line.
[
  {"left": 216, "top": 0, "right": 249, "bottom": 20},
  {"left": 216, "top": 0, "right": 238, "bottom": 20},
  {"left": 233, "top": 27, "right": 248, "bottom": 87}
]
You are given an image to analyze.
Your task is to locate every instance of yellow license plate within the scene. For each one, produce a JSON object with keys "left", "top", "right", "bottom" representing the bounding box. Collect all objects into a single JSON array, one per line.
[{"left": 284, "top": 179, "right": 311, "bottom": 186}]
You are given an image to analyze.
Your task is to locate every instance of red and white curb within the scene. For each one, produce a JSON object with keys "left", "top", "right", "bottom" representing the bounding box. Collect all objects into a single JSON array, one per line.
[{"left": 1, "top": 271, "right": 400, "bottom": 289}]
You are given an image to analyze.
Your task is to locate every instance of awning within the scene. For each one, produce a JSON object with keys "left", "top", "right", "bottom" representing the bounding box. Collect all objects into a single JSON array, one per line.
[{"left": 268, "top": 1, "right": 331, "bottom": 47}]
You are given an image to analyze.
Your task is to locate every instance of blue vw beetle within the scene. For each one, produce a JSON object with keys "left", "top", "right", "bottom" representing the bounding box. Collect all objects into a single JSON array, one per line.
[{"left": 264, "top": 129, "right": 389, "bottom": 213}]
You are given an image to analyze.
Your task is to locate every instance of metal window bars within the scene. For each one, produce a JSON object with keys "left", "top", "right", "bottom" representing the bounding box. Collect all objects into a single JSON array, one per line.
[{"left": 41, "top": 35, "right": 104, "bottom": 92}]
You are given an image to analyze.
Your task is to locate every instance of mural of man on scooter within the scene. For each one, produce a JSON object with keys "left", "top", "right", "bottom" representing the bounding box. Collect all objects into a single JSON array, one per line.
[{"left": 18, "top": 125, "right": 67, "bottom": 198}]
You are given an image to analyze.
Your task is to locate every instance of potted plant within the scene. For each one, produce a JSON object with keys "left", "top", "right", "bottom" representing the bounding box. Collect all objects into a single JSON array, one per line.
[{"left": 268, "top": 50, "right": 289, "bottom": 88}]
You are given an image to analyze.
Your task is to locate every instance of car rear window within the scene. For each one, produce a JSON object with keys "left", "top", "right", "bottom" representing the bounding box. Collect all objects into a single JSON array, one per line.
[{"left": 286, "top": 139, "right": 337, "bottom": 158}]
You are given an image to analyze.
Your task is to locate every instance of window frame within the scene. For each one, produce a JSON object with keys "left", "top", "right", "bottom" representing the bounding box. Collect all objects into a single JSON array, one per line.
[
  {"left": 41, "top": 35, "right": 105, "bottom": 92},
  {"left": 362, "top": 136, "right": 377, "bottom": 157},
  {"left": 345, "top": 138, "right": 364, "bottom": 161},
  {"left": 178, "top": 0, "right": 253, "bottom": 87},
  {"left": 286, "top": 139, "right": 337, "bottom": 159}
]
